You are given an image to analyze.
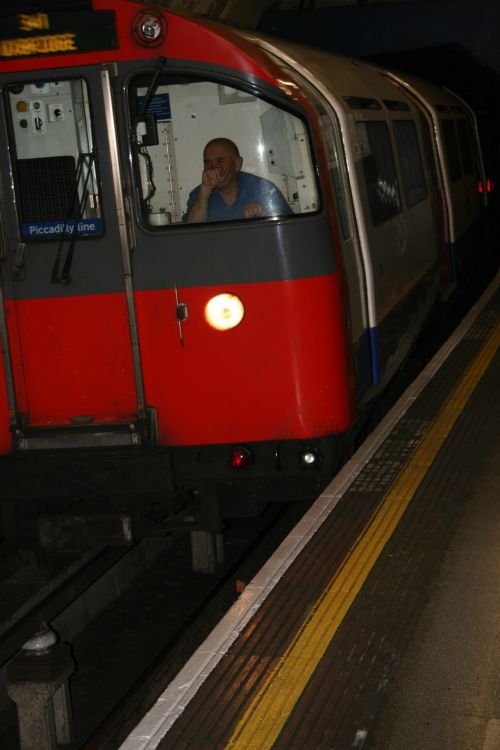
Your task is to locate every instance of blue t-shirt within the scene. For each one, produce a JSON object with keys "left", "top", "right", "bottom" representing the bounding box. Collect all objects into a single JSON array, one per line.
[{"left": 187, "top": 171, "right": 292, "bottom": 222}]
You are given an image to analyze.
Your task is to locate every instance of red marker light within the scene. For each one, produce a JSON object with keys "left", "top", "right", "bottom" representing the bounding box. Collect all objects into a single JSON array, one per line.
[
  {"left": 229, "top": 446, "right": 252, "bottom": 470},
  {"left": 479, "top": 177, "right": 496, "bottom": 194}
]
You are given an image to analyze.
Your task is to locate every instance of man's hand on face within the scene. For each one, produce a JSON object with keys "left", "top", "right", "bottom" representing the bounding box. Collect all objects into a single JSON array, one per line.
[{"left": 202, "top": 166, "right": 228, "bottom": 190}]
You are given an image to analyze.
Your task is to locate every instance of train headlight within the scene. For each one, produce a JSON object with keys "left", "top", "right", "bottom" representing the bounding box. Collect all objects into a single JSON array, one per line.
[
  {"left": 132, "top": 11, "right": 167, "bottom": 47},
  {"left": 205, "top": 294, "right": 244, "bottom": 331}
]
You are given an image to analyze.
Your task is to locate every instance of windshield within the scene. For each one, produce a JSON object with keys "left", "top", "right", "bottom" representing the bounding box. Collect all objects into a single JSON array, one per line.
[{"left": 129, "top": 76, "right": 319, "bottom": 227}]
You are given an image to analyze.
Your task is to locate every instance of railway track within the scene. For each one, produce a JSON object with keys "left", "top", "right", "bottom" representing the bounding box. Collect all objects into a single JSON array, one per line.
[
  {"left": 0, "top": 500, "right": 309, "bottom": 749},
  {"left": 81, "top": 499, "right": 313, "bottom": 750},
  {"left": 0, "top": 534, "right": 176, "bottom": 744}
]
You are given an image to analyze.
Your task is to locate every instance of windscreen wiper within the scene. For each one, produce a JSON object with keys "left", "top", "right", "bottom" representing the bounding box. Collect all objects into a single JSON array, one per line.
[
  {"left": 50, "top": 152, "right": 95, "bottom": 285},
  {"left": 131, "top": 56, "right": 167, "bottom": 140}
]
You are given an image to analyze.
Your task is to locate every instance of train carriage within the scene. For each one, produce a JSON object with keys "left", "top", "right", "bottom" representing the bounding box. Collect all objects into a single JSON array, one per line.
[{"left": 0, "top": 1, "right": 489, "bottom": 539}]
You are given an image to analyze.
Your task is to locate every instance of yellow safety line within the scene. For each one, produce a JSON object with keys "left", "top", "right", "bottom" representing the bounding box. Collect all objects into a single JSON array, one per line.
[{"left": 226, "top": 320, "right": 499, "bottom": 750}]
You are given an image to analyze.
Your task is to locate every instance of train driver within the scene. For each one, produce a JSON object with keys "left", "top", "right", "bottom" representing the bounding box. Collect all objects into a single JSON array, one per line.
[{"left": 184, "top": 137, "right": 292, "bottom": 223}]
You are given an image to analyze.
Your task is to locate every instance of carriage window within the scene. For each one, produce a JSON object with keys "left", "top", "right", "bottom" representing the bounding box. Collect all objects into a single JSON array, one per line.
[
  {"left": 383, "top": 100, "right": 411, "bottom": 112},
  {"left": 357, "top": 121, "right": 401, "bottom": 225},
  {"left": 7, "top": 79, "right": 102, "bottom": 241},
  {"left": 393, "top": 120, "right": 427, "bottom": 207},
  {"left": 345, "top": 96, "right": 382, "bottom": 111},
  {"left": 456, "top": 118, "right": 475, "bottom": 176},
  {"left": 129, "top": 78, "right": 318, "bottom": 226},
  {"left": 442, "top": 119, "right": 462, "bottom": 182}
]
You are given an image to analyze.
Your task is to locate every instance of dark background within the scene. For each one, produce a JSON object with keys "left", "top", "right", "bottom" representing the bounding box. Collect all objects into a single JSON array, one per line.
[{"left": 259, "top": 0, "right": 500, "bottom": 196}]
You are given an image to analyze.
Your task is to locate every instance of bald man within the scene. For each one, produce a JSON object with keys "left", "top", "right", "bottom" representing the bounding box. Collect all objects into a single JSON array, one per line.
[{"left": 185, "top": 137, "right": 292, "bottom": 223}]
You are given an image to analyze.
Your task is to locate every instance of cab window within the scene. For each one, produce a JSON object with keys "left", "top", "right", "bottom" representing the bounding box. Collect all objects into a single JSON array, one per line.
[
  {"left": 7, "top": 79, "right": 102, "bottom": 241},
  {"left": 129, "top": 77, "right": 319, "bottom": 226}
]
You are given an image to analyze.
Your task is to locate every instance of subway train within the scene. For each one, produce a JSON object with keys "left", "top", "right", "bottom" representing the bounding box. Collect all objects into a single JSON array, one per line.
[{"left": 0, "top": 1, "right": 494, "bottom": 542}]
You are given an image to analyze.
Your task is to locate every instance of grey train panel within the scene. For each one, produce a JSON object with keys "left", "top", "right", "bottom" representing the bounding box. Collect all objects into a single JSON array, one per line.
[{"left": 131, "top": 217, "right": 336, "bottom": 291}]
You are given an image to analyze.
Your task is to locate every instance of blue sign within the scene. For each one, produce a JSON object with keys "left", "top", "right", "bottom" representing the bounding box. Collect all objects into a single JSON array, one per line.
[
  {"left": 22, "top": 218, "right": 103, "bottom": 240},
  {"left": 136, "top": 92, "right": 171, "bottom": 121}
]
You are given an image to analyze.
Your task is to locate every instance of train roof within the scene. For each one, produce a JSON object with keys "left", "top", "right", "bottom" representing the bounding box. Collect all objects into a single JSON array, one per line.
[{"left": 232, "top": 27, "right": 464, "bottom": 114}]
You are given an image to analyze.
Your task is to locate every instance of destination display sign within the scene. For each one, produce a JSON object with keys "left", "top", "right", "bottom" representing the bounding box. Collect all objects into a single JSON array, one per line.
[{"left": 0, "top": 11, "right": 117, "bottom": 59}]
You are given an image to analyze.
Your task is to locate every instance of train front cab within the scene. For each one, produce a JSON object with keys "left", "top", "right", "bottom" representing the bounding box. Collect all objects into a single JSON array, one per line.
[{"left": 0, "top": 8, "right": 359, "bottom": 513}]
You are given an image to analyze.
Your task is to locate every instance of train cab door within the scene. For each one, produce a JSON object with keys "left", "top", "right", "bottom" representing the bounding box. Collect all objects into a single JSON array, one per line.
[
  {"left": 439, "top": 113, "right": 483, "bottom": 279},
  {"left": 386, "top": 75, "right": 455, "bottom": 294},
  {"left": 349, "top": 100, "right": 443, "bottom": 388},
  {"left": 124, "top": 69, "right": 328, "bottom": 446},
  {"left": 0, "top": 68, "right": 144, "bottom": 449}
]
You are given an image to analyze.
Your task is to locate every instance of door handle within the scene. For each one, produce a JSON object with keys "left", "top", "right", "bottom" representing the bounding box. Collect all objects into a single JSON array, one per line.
[{"left": 174, "top": 284, "right": 188, "bottom": 347}]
